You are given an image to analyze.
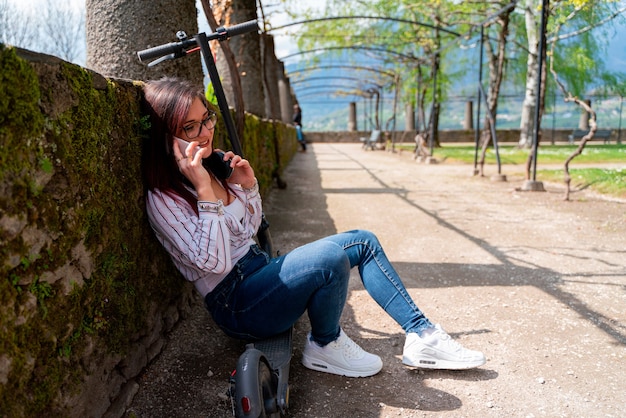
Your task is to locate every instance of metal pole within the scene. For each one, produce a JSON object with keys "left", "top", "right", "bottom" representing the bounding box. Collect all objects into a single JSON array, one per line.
[
  {"left": 391, "top": 74, "right": 400, "bottom": 151},
  {"left": 429, "top": 66, "right": 436, "bottom": 156},
  {"left": 415, "top": 71, "right": 420, "bottom": 131},
  {"left": 551, "top": 89, "right": 556, "bottom": 145},
  {"left": 473, "top": 25, "right": 484, "bottom": 176},
  {"left": 618, "top": 96, "right": 623, "bottom": 144},
  {"left": 531, "top": 0, "right": 549, "bottom": 182},
  {"left": 367, "top": 93, "right": 375, "bottom": 130},
  {"left": 196, "top": 32, "right": 243, "bottom": 156},
  {"left": 378, "top": 87, "right": 386, "bottom": 131}
]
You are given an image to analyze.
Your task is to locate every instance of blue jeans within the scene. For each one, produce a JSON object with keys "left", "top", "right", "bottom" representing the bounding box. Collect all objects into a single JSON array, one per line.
[{"left": 204, "top": 230, "right": 432, "bottom": 345}]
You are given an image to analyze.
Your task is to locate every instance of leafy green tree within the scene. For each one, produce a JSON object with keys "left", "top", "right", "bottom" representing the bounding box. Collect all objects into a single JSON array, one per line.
[
  {"left": 276, "top": 0, "right": 463, "bottom": 145},
  {"left": 545, "top": 0, "right": 626, "bottom": 199},
  {"left": 469, "top": 1, "right": 517, "bottom": 175},
  {"left": 518, "top": 0, "right": 626, "bottom": 148}
]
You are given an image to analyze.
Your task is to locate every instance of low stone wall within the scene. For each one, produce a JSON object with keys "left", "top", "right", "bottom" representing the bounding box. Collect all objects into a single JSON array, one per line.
[
  {"left": 303, "top": 129, "right": 617, "bottom": 144},
  {"left": 0, "top": 45, "right": 297, "bottom": 417}
]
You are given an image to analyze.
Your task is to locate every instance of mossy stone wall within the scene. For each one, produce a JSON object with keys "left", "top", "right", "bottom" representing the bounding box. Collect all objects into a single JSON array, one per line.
[{"left": 0, "top": 45, "right": 297, "bottom": 418}]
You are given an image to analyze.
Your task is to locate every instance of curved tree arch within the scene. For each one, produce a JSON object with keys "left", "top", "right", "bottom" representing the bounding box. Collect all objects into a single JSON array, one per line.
[
  {"left": 278, "top": 45, "right": 425, "bottom": 63},
  {"left": 266, "top": 15, "right": 461, "bottom": 37},
  {"left": 289, "top": 64, "right": 397, "bottom": 79},
  {"left": 291, "top": 76, "right": 385, "bottom": 89},
  {"left": 270, "top": 11, "right": 456, "bottom": 146}
]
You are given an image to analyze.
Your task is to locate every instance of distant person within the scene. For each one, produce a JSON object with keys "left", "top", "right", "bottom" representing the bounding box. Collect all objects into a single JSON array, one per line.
[
  {"left": 293, "top": 103, "right": 306, "bottom": 152},
  {"left": 142, "top": 77, "right": 486, "bottom": 379}
]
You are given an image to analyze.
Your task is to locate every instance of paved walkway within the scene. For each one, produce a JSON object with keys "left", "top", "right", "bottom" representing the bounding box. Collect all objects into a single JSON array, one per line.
[{"left": 127, "top": 143, "right": 625, "bottom": 418}]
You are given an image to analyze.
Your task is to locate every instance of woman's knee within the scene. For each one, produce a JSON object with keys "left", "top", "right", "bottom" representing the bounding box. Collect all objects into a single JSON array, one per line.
[
  {"left": 320, "top": 241, "right": 351, "bottom": 274},
  {"left": 297, "top": 240, "right": 350, "bottom": 279},
  {"left": 360, "top": 229, "right": 378, "bottom": 242},
  {"left": 350, "top": 229, "right": 381, "bottom": 248}
]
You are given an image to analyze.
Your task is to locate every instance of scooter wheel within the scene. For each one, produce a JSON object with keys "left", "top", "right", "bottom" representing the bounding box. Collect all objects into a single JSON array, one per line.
[
  {"left": 258, "top": 358, "right": 279, "bottom": 417},
  {"left": 234, "top": 347, "right": 278, "bottom": 417}
]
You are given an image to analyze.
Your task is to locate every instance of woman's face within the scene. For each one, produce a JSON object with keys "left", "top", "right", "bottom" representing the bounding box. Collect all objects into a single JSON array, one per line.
[{"left": 175, "top": 97, "right": 215, "bottom": 153}]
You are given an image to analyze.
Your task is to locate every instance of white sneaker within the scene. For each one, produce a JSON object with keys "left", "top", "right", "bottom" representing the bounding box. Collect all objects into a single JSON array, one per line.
[
  {"left": 402, "top": 324, "right": 486, "bottom": 370},
  {"left": 302, "top": 330, "right": 383, "bottom": 377}
]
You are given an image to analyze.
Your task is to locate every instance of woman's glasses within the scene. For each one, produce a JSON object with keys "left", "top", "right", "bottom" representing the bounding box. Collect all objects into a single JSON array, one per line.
[{"left": 182, "top": 112, "right": 218, "bottom": 139}]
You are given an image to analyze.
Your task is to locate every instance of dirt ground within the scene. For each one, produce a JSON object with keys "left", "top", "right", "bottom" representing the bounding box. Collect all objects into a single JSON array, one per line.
[{"left": 126, "top": 143, "right": 625, "bottom": 418}]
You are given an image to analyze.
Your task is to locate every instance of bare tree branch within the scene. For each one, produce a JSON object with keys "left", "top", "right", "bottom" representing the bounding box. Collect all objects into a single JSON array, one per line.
[
  {"left": 0, "top": 0, "right": 38, "bottom": 50},
  {"left": 42, "top": 0, "right": 85, "bottom": 63},
  {"left": 548, "top": 5, "right": 598, "bottom": 201}
]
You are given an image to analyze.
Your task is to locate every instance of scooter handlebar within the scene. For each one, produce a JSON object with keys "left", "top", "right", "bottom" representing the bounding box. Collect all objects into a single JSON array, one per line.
[{"left": 136, "top": 20, "right": 258, "bottom": 64}]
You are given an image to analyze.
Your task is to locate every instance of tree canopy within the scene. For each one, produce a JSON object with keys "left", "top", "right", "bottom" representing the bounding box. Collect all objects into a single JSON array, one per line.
[{"left": 273, "top": 0, "right": 625, "bottom": 134}]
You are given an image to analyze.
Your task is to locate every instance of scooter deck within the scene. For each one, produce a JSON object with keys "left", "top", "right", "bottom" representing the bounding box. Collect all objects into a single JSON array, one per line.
[{"left": 252, "top": 328, "right": 292, "bottom": 370}]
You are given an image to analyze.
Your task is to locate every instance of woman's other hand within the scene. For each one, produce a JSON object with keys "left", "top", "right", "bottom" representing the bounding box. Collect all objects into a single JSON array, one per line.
[{"left": 220, "top": 150, "right": 256, "bottom": 189}]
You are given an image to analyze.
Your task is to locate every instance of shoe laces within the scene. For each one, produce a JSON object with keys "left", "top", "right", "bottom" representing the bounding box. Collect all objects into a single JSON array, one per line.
[
  {"left": 431, "top": 326, "right": 463, "bottom": 352},
  {"left": 331, "top": 332, "right": 365, "bottom": 360}
]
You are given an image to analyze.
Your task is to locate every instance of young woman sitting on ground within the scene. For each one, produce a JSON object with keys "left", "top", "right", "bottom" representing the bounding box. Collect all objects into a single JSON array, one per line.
[{"left": 141, "top": 77, "right": 486, "bottom": 377}]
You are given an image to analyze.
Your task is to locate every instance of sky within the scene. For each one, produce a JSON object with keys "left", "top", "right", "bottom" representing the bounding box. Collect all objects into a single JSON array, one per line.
[{"left": 7, "top": 0, "right": 83, "bottom": 11}]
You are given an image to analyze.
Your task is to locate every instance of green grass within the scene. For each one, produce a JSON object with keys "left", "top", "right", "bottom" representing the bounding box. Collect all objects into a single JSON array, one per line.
[
  {"left": 538, "top": 168, "right": 626, "bottom": 198},
  {"left": 424, "top": 143, "right": 626, "bottom": 165},
  {"left": 399, "top": 143, "right": 626, "bottom": 198}
]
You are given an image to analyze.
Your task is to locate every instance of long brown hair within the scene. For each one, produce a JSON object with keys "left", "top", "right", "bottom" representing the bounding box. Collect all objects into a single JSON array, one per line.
[{"left": 141, "top": 77, "right": 208, "bottom": 212}]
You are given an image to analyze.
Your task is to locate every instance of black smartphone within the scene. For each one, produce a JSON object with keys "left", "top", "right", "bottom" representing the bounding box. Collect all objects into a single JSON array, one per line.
[{"left": 203, "top": 151, "right": 233, "bottom": 180}]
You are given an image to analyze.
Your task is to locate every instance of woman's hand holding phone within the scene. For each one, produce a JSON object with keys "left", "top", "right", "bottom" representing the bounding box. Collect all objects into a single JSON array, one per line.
[
  {"left": 203, "top": 151, "right": 233, "bottom": 180},
  {"left": 173, "top": 137, "right": 217, "bottom": 200},
  {"left": 175, "top": 137, "right": 207, "bottom": 160},
  {"left": 219, "top": 151, "right": 256, "bottom": 189},
  {"left": 174, "top": 137, "right": 254, "bottom": 192}
]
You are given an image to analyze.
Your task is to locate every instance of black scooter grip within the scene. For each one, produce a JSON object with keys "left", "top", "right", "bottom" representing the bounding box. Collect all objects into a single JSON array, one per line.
[
  {"left": 137, "top": 42, "right": 182, "bottom": 63},
  {"left": 222, "top": 19, "right": 258, "bottom": 38}
]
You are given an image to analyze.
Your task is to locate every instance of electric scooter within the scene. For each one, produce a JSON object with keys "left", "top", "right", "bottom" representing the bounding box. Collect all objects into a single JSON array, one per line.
[{"left": 137, "top": 20, "right": 293, "bottom": 418}]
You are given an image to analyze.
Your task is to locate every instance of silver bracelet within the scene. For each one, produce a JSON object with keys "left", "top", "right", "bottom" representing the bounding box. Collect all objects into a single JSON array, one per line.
[{"left": 197, "top": 199, "right": 224, "bottom": 215}]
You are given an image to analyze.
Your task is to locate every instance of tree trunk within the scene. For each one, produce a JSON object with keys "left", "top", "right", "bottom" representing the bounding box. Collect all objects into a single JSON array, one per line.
[
  {"left": 524, "top": 7, "right": 548, "bottom": 180},
  {"left": 416, "top": 64, "right": 427, "bottom": 133},
  {"left": 478, "top": 6, "right": 513, "bottom": 174},
  {"left": 519, "top": 0, "right": 540, "bottom": 148},
  {"left": 212, "top": 0, "right": 265, "bottom": 118},
  {"left": 260, "top": 33, "right": 282, "bottom": 121},
  {"left": 85, "top": 0, "right": 202, "bottom": 86},
  {"left": 430, "top": 26, "right": 442, "bottom": 147},
  {"left": 431, "top": 59, "right": 441, "bottom": 147}
]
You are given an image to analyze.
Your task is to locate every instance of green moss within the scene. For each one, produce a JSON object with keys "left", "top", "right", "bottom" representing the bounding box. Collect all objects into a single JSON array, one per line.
[
  {"left": 0, "top": 46, "right": 298, "bottom": 417},
  {"left": 0, "top": 51, "right": 158, "bottom": 416},
  {"left": 0, "top": 46, "right": 45, "bottom": 215},
  {"left": 0, "top": 45, "right": 44, "bottom": 137}
]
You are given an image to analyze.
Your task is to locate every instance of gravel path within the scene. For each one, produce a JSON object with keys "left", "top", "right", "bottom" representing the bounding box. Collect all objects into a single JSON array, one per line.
[{"left": 126, "top": 143, "right": 625, "bottom": 418}]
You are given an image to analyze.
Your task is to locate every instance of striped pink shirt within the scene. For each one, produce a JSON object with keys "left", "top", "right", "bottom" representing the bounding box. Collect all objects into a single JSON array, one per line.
[{"left": 146, "top": 181, "right": 263, "bottom": 296}]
